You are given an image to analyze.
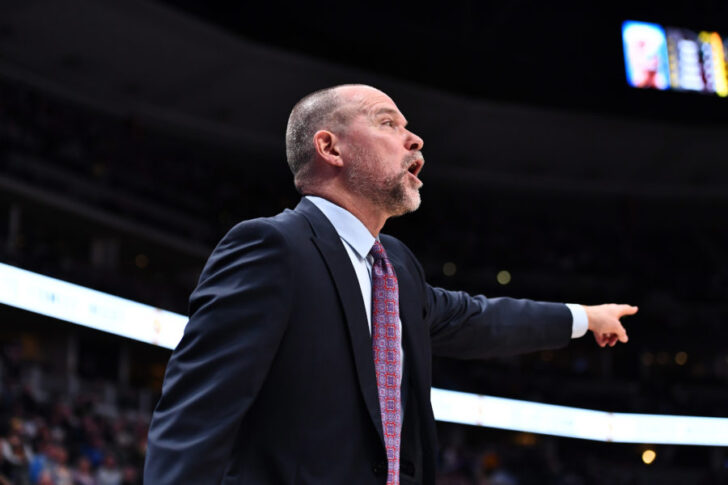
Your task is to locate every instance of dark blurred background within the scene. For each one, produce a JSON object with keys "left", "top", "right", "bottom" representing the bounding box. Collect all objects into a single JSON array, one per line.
[{"left": 1, "top": 1, "right": 728, "bottom": 484}]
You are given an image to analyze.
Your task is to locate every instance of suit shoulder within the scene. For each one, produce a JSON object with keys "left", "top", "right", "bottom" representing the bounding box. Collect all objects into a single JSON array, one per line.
[
  {"left": 223, "top": 208, "right": 309, "bottom": 244},
  {"left": 197, "top": 209, "right": 304, "bottom": 292}
]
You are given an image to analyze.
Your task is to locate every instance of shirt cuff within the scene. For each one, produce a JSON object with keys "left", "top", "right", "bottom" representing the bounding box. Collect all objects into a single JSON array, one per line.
[{"left": 566, "top": 303, "right": 589, "bottom": 339}]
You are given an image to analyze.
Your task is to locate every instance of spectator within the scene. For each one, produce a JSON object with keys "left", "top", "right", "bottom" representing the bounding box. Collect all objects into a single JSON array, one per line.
[
  {"left": 95, "top": 455, "right": 122, "bottom": 485},
  {"left": 28, "top": 441, "right": 52, "bottom": 484},
  {"left": 36, "top": 469, "right": 53, "bottom": 485},
  {"left": 120, "top": 466, "right": 137, "bottom": 485},
  {"left": 72, "top": 456, "right": 96, "bottom": 485},
  {"left": 51, "top": 446, "right": 73, "bottom": 485},
  {"left": 0, "top": 433, "right": 32, "bottom": 485},
  {"left": 0, "top": 442, "right": 14, "bottom": 485}
]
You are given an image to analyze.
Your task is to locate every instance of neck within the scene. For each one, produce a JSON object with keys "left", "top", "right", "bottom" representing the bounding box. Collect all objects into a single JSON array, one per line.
[{"left": 304, "top": 188, "right": 387, "bottom": 237}]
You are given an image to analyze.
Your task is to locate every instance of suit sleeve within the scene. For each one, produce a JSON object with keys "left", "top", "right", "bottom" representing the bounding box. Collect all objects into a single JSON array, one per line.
[
  {"left": 144, "top": 219, "right": 292, "bottom": 484},
  {"left": 425, "top": 286, "right": 573, "bottom": 359}
]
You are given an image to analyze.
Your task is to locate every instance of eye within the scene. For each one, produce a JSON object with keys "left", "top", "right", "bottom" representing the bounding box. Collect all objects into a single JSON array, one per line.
[{"left": 381, "top": 119, "right": 395, "bottom": 127}]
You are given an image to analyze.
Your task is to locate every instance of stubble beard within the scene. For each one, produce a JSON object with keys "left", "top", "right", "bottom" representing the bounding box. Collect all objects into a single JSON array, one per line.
[{"left": 345, "top": 149, "right": 421, "bottom": 218}]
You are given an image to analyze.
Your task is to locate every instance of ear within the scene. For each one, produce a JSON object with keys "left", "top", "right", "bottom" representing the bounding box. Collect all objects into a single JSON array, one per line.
[{"left": 313, "top": 130, "right": 344, "bottom": 168}]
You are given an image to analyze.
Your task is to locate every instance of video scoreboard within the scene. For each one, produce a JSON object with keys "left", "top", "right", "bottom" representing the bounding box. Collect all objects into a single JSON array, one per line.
[{"left": 623, "top": 20, "right": 728, "bottom": 97}]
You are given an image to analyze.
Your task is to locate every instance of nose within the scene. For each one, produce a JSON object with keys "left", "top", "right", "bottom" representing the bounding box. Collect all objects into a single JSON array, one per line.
[{"left": 405, "top": 129, "right": 424, "bottom": 151}]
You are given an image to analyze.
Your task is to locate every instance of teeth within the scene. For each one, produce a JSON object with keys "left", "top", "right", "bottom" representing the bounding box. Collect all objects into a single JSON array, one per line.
[{"left": 406, "top": 159, "right": 422, "bottom": 176}]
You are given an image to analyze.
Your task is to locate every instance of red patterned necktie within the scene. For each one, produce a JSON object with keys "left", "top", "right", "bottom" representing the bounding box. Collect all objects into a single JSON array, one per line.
[{"left": 369, "top": 240, "right": 401, "bottom": 485}]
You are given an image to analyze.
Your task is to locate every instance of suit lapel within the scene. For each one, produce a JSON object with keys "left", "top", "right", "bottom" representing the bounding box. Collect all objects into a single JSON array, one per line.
[{"left": 296, "top": 199, "right": 385, "bottom": 446}]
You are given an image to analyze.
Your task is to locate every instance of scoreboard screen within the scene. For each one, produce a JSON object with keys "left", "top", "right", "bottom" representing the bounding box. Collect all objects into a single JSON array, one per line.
[{"left": 623, "top": 20, "right": 728, "bottom": 97}]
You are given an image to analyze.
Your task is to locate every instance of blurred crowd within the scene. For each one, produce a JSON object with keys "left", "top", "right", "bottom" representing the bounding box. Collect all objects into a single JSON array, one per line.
[
  {"left": 2, "top": 333, "right": 726, "bottom": 485},
  {"left": 0, "top": 344, "right": 146, "bottom": 485}
]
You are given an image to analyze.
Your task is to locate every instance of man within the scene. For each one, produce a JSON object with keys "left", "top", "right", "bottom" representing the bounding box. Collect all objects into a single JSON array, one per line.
[{"left": 144, "top": 84, "right": 637, "bottom": 484}]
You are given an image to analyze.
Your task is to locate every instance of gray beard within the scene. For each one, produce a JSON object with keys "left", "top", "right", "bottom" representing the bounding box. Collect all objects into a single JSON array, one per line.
[{"left": 344, "top": 153, "right": 420, "bottom": 217}]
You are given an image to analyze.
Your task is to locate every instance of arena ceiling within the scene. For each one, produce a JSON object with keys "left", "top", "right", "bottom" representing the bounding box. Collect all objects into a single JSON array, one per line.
[
  {"left": 159, "top": 0, "right": 728, "bottom": 117},
  {"left": 1, "top": 0, "right": 727, "bottom": 194}
]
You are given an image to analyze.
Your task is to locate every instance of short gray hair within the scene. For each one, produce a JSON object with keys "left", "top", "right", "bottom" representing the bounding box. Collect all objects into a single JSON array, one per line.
[{"left": 285, "top": 87, "right": 352, "bottom": 190}]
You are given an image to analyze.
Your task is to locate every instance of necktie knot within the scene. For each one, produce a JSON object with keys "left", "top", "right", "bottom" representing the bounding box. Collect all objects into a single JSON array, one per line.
[{"left": 369, "top": 240, "right": 388, "bottom": 262}]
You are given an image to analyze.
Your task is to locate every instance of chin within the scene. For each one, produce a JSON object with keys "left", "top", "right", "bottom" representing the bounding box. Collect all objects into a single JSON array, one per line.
[
  {"left": 390, "top": 190, "right": 421, "bottom": 217},
  {"left": 407, "top": 191, "right": 422, "bottom": 212}
]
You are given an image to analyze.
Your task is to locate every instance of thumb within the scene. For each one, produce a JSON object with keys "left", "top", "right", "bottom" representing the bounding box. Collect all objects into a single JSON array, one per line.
[{"left": 617, "top": 323, "right": 629, "bottom": 343}]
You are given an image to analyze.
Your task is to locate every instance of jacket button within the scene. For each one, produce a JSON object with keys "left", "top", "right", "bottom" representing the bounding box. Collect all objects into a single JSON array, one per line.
[{"left": 371, "top": 462, "right": 386, "bottom": 475}]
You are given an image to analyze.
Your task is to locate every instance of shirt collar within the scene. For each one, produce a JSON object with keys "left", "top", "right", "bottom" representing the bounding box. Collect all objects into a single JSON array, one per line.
[{"left": 306, "top": 195, "right": 375, "bottom": 260}]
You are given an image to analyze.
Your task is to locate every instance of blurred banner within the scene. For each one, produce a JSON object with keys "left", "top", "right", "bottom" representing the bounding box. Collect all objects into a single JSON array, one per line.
[
  {"left": 0, "top": 262, "right": 186, "bottom": 349},
  {"left": 2, "top": 261, "right": 727, "bottom": 445},
  {"left": 431, "top": 388, "right": 728, "bottom": 446}
]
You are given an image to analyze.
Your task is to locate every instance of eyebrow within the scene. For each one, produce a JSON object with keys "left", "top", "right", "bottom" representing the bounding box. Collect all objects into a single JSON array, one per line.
[{"left": 373, "top": 107, "right": 408, "bottom": 125}]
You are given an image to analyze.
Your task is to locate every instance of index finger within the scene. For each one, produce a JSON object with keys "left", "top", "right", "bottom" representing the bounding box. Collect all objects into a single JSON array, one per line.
[{"left": 617, "top": 304, "right": 639, "bottom": 316}]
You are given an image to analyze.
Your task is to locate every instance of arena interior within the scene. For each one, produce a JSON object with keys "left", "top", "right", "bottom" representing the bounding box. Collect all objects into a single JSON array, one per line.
[{"left": 1, "top": 1, "right": 728, "bottom": 484}]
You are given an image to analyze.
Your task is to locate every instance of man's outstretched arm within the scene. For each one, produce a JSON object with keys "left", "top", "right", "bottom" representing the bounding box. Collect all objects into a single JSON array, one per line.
[{"left": 425, "top": 286, "right": 638, "bottom": 358}]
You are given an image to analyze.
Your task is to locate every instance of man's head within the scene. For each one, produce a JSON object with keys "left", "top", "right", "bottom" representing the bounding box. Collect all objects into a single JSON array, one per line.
[
  {"left": 285, "top": 84, "right": 425, "bottom": 226},
  {"left": 285, "top": 87, "right": 353, "bottom": 189}
]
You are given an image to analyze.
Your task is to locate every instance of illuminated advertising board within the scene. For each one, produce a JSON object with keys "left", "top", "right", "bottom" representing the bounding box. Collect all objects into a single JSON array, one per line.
[
  {"left": 3, "top": 262, "right": 728, "bottom": 445},
  {"left": 624, "top": 20, "right": 728, "bottom": 97}
]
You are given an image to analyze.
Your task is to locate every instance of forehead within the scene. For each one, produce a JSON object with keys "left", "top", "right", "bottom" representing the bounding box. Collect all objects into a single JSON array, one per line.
[{"left": 339, "top": 86, "right": 406, "bottom": 121}]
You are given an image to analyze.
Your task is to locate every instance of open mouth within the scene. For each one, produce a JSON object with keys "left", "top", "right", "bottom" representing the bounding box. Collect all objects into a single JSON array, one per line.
[{"left": 406, "top": 158, "right": 424, "bottom": 177}]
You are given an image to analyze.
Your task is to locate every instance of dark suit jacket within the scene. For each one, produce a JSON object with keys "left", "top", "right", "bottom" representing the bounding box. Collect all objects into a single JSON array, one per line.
[{"left": 144, "top": 198, "right": 572, "bottom": 484}]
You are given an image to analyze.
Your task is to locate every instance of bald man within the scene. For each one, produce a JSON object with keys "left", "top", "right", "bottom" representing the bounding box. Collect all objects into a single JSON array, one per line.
[{"left": 144, "top": 85, "right": 637, "bottom": 485}]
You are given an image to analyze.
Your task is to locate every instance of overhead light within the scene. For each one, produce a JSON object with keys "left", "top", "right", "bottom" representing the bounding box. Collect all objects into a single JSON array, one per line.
[
  {"left": 496, "top": 270, "right": 511, "bottom": 285},
  {"left": 642, "top": 449, "right": 656, "bottom": 465}
]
